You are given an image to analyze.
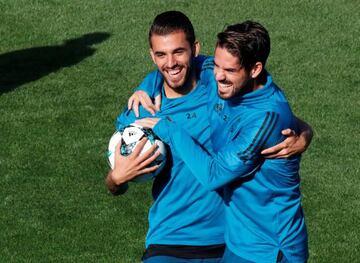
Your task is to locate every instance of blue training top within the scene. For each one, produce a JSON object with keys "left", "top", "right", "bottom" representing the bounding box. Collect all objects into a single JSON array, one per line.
[
  {"left": 116, "top": 56, "right": 225, "bottom": 248},
  {"left": 143, "top": 56, "right": 308, "bottom": 262}
]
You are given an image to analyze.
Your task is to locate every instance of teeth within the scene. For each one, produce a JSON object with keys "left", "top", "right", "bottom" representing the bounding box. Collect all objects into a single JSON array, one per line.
[
  {"left": 219, "top": 83, "right": 231, "bottom": 89},
  {"left": 168, "top": 69, "right": 181, "bottom": 76}
]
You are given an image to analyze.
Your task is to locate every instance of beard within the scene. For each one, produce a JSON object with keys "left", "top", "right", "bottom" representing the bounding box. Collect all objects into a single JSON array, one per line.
[{"left": 163, "top": 63, "right": 194, "bottom": 93}]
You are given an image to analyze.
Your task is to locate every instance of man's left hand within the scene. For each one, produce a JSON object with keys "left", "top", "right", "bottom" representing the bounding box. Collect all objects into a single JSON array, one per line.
[
  {"left": 135, "top": 118, "right": 161, "bottom": 129},
  {"left": 261, "top": 129, "right": 307, "bottom": 158}
]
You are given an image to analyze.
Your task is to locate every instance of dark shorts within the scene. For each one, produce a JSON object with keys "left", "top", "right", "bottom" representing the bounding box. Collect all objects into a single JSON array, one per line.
[
  {"left": 143, "top": 256, "right": 223, "bottom": 263},
  {"left": 142, "top": 244, "right": 225, "bottom": 262}
]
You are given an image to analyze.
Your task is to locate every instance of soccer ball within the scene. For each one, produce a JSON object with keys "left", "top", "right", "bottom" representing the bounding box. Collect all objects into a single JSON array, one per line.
[{"left": 107, "top": 124, "right": 167, "bottom": 182}]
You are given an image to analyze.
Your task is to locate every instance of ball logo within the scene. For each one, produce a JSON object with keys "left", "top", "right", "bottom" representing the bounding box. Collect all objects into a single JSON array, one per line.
[{"left": 123, "top": 126, "right": 144, "bottom": 144}]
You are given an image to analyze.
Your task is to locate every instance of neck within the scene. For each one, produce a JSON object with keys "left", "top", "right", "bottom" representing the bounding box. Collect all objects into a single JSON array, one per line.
[
  {"left": 163, "top": 68, "right": 197, "bottom": 98},
  {"left": 247, "top": 70, "right": 268, "bottom": 93},
  {"left": 235, "top": 70, "right": 268, "bottom": 97},
  {"left": 253, "top": 70, "right": 267, "bottom": 90}
]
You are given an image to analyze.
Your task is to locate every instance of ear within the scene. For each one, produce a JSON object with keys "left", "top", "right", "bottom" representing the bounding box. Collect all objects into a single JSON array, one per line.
[
  {"left": 250, "top": 62, "right": 263, "bottom": 79},
  {"left": 149, "top": 48, "right": 156, "bottom": 64},
  {"left": 192, "top": 40, "right": 200, "bottom": 57}
]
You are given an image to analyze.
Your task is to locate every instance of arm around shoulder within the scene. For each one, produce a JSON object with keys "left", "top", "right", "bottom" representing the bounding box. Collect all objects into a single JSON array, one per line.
[
  {"left": 152, "top": 117, "right": 263, "bottom": 190},
  {"left": 261, "top": 115, "right": 314, "bottom": 158}
]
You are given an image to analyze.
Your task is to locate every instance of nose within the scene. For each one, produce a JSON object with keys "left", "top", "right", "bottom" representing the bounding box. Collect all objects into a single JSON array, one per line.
[
  {"left": 166, "top": 55, "right": 176, "bottom": 68},
  {"left": 214, "top": 68, "right": 225, "bottom": 81}
]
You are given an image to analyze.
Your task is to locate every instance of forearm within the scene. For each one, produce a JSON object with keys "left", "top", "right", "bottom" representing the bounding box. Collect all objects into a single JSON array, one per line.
[
  {"left": 295, "top": 116, "right": 313, "bottom": 150},
  {"left": 154, "top": 120, "right": 258, "bottom": 191},
  {"left": 105, "top": 171, "right": 129, "bottom": 196}
]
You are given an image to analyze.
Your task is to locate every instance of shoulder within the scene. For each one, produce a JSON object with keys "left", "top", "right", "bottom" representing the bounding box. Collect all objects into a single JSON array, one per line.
[
  {"left": 141, "top": 69, "right": 163, "bottom": 86},
  {"left": 241, "top": 99, "right": 294, "bottom": 126},
  {"left": 236, "top": 110, "right": 281, "bottom": 130},
  {"left": 136, "top": 69, "right": 164, "bottom": 97},
  {"left": 196, "top": 55, "right": 215, "bottom": 87},
  {"left": 200, "top": 55, "right": 215, "bottom": 71},
  {"left": 194, "top": 55, "right": 214, "bottom": 73}
]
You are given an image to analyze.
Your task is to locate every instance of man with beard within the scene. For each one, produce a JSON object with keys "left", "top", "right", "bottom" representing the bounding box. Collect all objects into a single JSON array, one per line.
[
  {"left": 136, "top": 21, "right": 309, "bottom": 262},
  {"left": 107, "top": 12, "right": 312, "bottom": 263}
]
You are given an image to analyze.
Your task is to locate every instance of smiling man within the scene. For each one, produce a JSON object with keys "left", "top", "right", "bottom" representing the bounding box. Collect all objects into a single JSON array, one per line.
[
  {"left": 149, "top": 32, "right": 198, "bottom": 98},
  {"left": 107, "top": 11, "right": 226, "bottom": 263},
  {"left": 136, "top": 21, "right": 309, "bottom": 262},
  {"left": 215, "top": 46, "right": 260, "bottom": 99},
  {"left": 107, "top": 12, "right": 312, "bottom": 263}
]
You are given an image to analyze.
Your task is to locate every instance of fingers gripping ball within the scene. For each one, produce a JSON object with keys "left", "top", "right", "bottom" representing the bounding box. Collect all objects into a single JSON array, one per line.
[{"left": 107, "top": 124, "right": 167, "bottom": 182}]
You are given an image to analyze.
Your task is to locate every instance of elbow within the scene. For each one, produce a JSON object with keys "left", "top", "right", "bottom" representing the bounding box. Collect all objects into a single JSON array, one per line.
[
  {"left": 105, "top": 172, "right": 129, "bottom": 196},
  {"left": 108, "top": 183, "right": 129, "bottom": 196}
]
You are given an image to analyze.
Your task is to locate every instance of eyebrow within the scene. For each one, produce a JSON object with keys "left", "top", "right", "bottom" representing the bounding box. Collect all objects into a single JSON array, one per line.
[
  {"left": 154, "top": 47, "right": 187, "bottom": 56},
  {"left": 154, "top": 51, "right": 166, "bottom": 56},
  {"left": 173, "top": 48, "right": 187, "bottom": 53},
  {"left": 214, "top": 61, "right": 238, "bottom": 72}
]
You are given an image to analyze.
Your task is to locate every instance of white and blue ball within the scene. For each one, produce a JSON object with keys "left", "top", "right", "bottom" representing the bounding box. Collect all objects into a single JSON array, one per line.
[{"left": 107, "top": 124, "right": 167, "bottom": 182}]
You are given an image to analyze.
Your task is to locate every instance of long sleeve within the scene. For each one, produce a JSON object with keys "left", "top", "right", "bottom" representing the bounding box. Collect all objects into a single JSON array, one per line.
[
  {"left": 115, "top": 107, "right": 137, "bottom": 130},
  {"left": 153, "top": 112, "right": 283, "bottom": 191}
]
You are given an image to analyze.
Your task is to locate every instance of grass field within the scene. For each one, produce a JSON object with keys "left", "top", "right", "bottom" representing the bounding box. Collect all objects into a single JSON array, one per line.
[{"left": 1, "top": 0, "right": 359, "bottom": 262}]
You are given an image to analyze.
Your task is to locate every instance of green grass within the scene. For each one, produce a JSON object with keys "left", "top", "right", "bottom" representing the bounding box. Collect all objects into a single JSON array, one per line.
[{"left": 0, "top": 0, "right": 359, "bottom": 262}]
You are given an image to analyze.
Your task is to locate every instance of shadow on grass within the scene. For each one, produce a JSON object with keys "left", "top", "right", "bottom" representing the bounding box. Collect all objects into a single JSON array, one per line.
[{"left": 0, "top": 32, "right": 111, "bottom": 94}]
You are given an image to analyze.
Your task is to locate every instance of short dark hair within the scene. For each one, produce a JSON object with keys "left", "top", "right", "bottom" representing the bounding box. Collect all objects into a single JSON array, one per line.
[
  {"left": 216, "top": 21, "right": 270, "bottom": 71},
  {"left": 149, "top": 11, "right": 195, "bottom": 47}
]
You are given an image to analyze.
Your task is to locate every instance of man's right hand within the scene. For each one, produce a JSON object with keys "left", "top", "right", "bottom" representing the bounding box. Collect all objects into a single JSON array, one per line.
[
  {"left": 127, "top": 91, "right": 162, "bottom": 117},
  {"left": 106, "top": 137, "right": 160, "bottom": 195},
  {"left": 109, "top": 137, "right": 161, "bottom": 185}
]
